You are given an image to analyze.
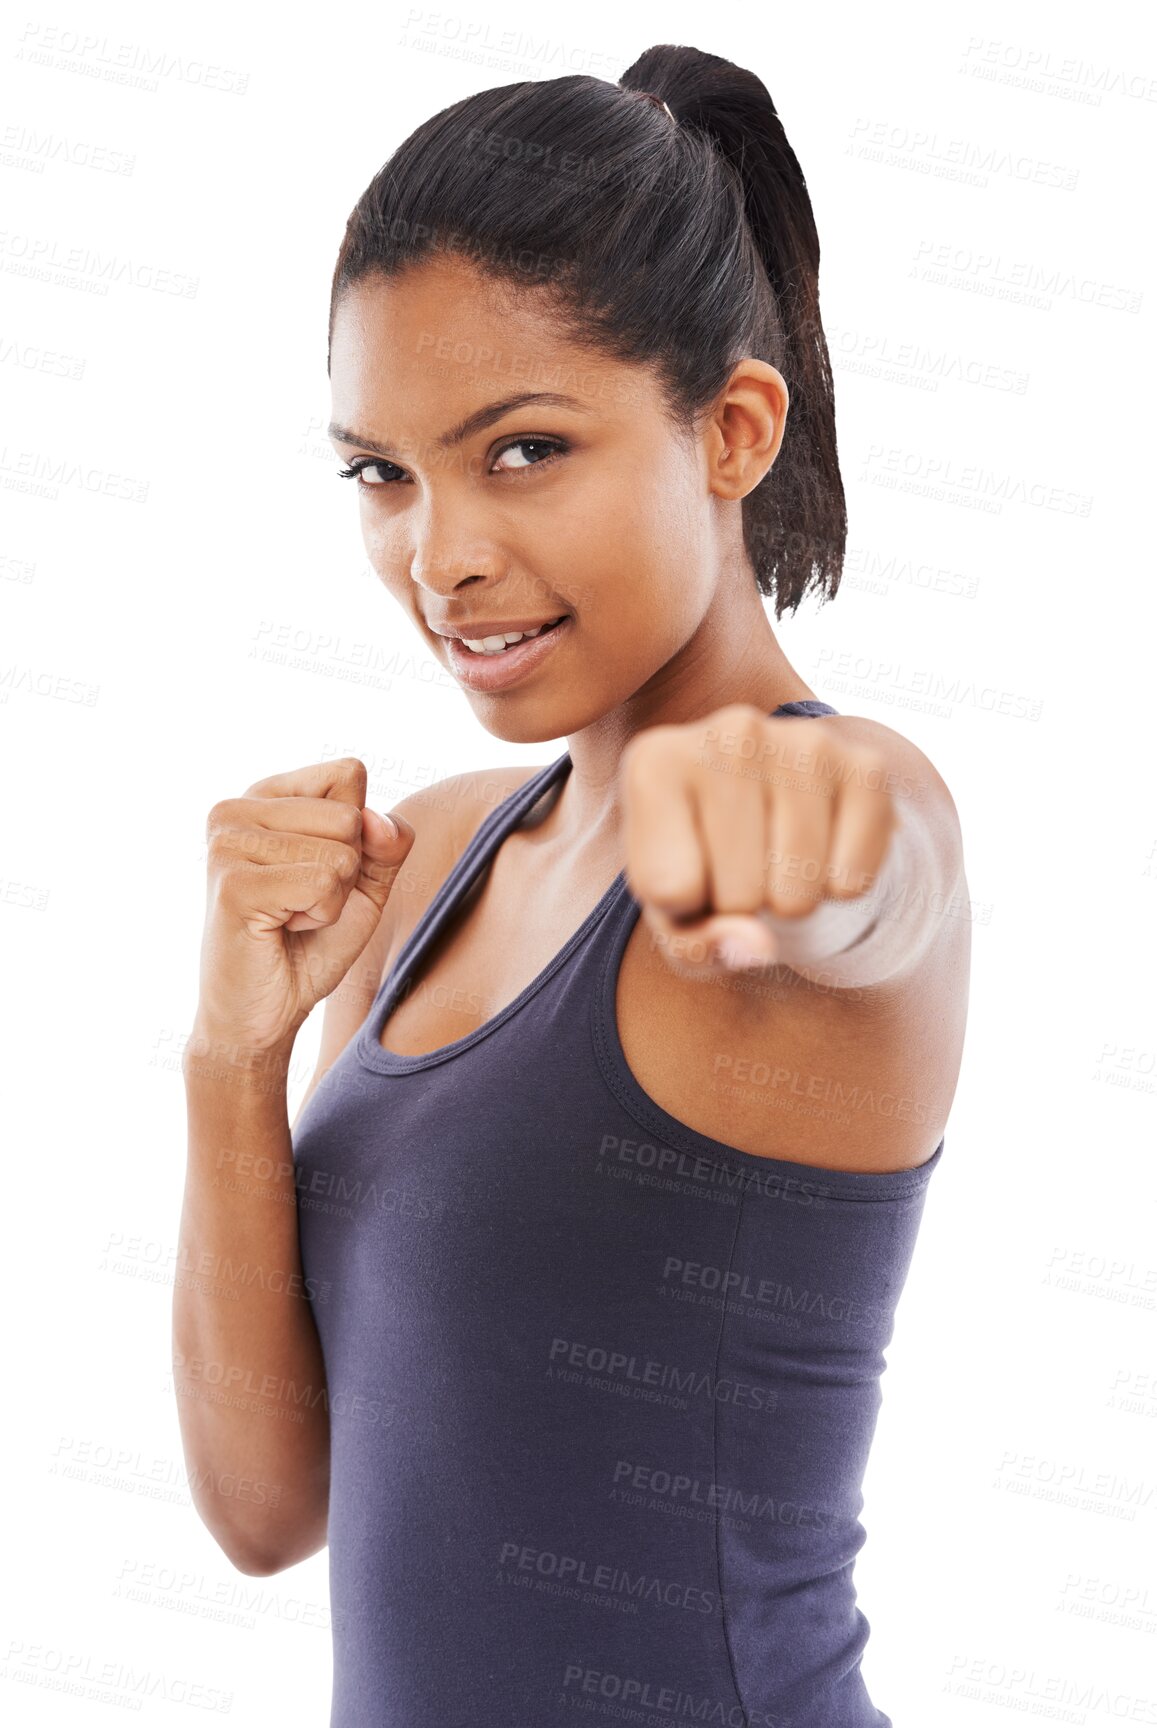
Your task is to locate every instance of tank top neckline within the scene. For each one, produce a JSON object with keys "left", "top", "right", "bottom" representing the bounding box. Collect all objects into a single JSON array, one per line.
[{"left": 355, "top": 699, "right": 842, "bottom": 1079}]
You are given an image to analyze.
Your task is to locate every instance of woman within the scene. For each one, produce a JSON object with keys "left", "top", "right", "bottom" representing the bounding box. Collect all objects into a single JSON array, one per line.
[{"left": 175, "top": 43, "right": 970, "bottom": 1727}]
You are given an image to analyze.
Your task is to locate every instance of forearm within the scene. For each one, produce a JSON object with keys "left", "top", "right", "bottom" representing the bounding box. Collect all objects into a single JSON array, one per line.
[{"left": 173, "top": 1033, "right": 329, "bottom": 1575}]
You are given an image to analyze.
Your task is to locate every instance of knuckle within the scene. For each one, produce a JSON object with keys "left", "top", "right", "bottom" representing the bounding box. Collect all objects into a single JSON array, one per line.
[
  {"left": 852, "top": 745, "right": 891, "bottom": 786},
  {"left": 701, "top": 706, "right": 767, "bottom": 766},
  {"left": 211, "top": 869, "right": 239, "bottom": 910},
  {"left": 314, "top": 865, "right": 343, "bottom": 899},
  {"left": 334, "top": 802, "right": 363, "bottom": 843},
  {"left": 206, "top": 829, "right": 244, "bottom": 871},
  {"left": 334, "top": 755, "right": 367, "bottom": 791},
  {"left": 735, "top": 713, "right": 769, "bottom": 751}
]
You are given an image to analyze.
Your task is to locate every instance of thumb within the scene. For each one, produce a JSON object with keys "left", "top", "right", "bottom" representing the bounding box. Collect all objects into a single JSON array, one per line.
[
  {"left": 362, "top": 806, "right": 410, "bottom": 850},
  {"left": 354, "top": 807, "right": 414, "bottom": 910}
]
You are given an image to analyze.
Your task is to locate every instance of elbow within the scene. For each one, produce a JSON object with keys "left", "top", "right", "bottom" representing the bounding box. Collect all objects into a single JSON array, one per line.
[
  {"left": 198, "top": 1512, "right": 283, "bottom": 1576},
  {"left": 195, "top": 1498, "right": 328, "bottom": 1578},
  {"left": 216, "top": 1523, "right": 327, "bottom": 1577},
  {"left": 225, "top": 1540, "right": 298, "bottom": 1578}
]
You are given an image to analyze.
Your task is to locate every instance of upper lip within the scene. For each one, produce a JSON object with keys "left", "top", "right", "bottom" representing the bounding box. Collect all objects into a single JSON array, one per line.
[{"left": 427, "top": 614, "right": 568, "bottom": 640}]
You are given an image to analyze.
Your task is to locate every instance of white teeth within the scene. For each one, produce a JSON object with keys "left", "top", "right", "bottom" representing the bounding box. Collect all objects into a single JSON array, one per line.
[{"left": 460, "top": 618, "right": 563, "bottom": 655}]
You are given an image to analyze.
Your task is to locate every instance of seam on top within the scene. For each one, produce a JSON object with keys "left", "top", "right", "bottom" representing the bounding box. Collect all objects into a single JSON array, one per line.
[{"left": 713, "top": 1178, "right": 755, "bottom": 1728}]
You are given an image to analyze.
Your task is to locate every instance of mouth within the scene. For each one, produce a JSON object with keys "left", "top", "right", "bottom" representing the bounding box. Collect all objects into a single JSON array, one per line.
[{"left": 439, "top": 614, "right": 572, "bottom": 692}]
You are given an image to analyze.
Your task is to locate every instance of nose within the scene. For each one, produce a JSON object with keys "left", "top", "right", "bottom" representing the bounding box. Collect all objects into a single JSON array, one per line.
[{"left": 408, "top": 489, "right": 504, "bottom": 599}]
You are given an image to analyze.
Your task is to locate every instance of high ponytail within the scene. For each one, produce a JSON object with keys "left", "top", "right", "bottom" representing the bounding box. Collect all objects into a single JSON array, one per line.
[
  {"left": 330, "top": 44, "right": 846, "bottom": 616},
  {"left": 620, "top": 46, "right": 845, "bottom": 612}
]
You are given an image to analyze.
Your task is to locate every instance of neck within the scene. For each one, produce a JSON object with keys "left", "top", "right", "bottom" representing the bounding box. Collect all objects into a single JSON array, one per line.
[{"left": 545, "top": 590, "right": 815, "bottom": 863}]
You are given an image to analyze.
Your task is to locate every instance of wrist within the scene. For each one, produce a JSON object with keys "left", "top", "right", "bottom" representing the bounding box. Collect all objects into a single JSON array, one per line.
[{"left": 183, "top": 1017, "right": 301, "bottom": 1092}]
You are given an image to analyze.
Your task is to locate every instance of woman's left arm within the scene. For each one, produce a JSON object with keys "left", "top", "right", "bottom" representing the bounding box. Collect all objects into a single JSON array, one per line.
[{"left": 619, "top": 704, "right": 967, "bottom": 994}]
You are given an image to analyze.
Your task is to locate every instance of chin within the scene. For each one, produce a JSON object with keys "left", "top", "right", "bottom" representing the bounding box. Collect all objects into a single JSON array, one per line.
[{"left": 462, "top": 700, "right": 574, "bottom": 748}]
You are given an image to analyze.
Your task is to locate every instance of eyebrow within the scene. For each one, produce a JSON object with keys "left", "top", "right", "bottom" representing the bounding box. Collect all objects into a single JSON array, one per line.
[{"left": 328, "top": 391, "right": 596, "bottom": 458}]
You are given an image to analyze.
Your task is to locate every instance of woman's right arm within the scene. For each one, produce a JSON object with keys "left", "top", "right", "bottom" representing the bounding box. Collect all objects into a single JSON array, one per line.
[
  {"left": 175, "top": 1037, "right": 334, "bottom": 1575},
  {"left": 171, "top": 758, "right": 413, "bottom": 1575}
]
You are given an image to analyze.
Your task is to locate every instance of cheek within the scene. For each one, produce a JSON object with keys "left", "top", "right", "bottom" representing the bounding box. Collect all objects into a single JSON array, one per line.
[
  {"left": 626, "top": 558, "right": 704, "bottom": 645},
  {"left": 590, "top": 589, "right": 690, "bottom": 682},
  {"left": 360, "top": 516, "right": 405, "bottom": 580},
  {"left": 364, "top": 543, "right": 407, "bottom": 603}
]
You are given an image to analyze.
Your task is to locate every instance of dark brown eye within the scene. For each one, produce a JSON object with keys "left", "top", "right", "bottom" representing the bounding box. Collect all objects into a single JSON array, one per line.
[
  {"left": 492, "top": 438, "right": 566, "bottom": 472},
  {"left": 336, "top": 458, "right": 398, "bottom": 486}
]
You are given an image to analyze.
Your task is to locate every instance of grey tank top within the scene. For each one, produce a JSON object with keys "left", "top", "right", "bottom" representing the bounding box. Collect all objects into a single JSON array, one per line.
[{"left": 292, "top": 699, "right": 945, "bottom": 1726}]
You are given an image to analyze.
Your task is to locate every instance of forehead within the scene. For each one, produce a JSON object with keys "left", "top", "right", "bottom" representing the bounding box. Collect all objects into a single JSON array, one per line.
[{"left": 328, "top": 255, "right": 649, "bottom": 424}]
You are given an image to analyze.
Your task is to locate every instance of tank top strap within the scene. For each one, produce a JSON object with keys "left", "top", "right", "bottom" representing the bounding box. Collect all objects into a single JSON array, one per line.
[
  {"left": 770, "top": 699, "right": 839, "bottom": 717},
  {"left": 376, "top": 753, "right": 572, "bottom": 1012}
]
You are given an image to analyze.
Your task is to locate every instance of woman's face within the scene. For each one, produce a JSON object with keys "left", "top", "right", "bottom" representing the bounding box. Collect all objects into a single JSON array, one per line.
[{"left": 327, "top": 253, "right": 779, "bottom": 744}]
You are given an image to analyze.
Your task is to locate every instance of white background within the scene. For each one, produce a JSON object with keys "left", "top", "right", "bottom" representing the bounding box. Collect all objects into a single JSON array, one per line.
[{"left": 3, "top": 0, "right": 1156, "bottom": 1721}]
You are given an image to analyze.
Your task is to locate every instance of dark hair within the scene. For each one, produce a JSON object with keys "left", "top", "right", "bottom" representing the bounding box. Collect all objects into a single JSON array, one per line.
[{"left": 328, "top": 44, "right": 845, "bottom": 618}]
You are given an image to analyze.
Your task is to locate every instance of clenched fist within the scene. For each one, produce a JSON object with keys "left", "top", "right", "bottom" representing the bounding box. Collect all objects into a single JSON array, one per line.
[
  {"left": 619, "top": 704, "right": 898, "bottom": 976},
  {"left": 193, "top": 756, "right": 414, "bottom": 1057}
]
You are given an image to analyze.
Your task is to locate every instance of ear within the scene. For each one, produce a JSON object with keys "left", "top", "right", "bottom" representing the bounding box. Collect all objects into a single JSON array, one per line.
[{"left": 706, "top": 359, "right": 789, "bottom": 501}]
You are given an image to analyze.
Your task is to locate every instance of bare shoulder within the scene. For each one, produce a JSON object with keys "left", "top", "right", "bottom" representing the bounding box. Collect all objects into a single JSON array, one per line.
[{"left": 798, "top": 709, "right": 964, "bottom": 893}]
